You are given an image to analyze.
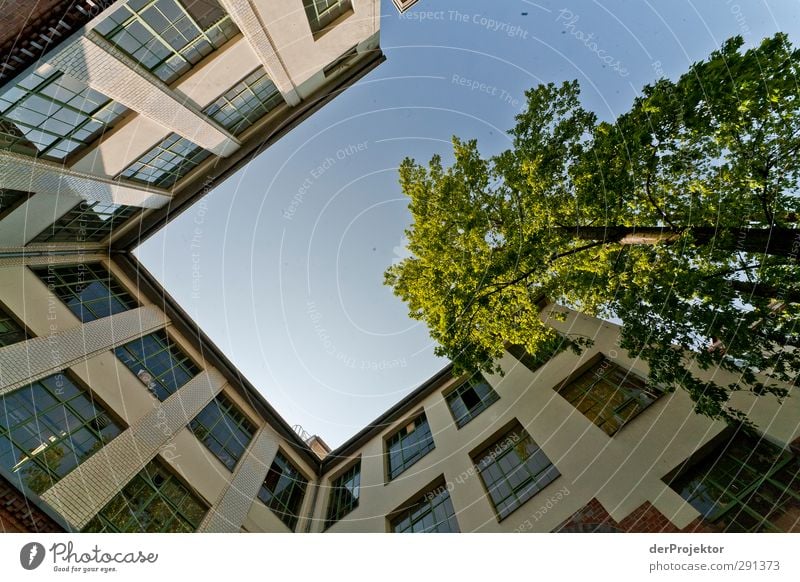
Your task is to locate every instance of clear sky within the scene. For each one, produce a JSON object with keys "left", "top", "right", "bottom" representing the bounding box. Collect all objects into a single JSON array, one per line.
[{"left": 136, "top": 0, "right": 800, "bottom": 448}]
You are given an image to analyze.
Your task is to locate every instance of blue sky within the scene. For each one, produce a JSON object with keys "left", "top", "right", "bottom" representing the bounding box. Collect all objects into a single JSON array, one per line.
[{"left": 137, "top": 0, "right": 800, "bottom": 448}]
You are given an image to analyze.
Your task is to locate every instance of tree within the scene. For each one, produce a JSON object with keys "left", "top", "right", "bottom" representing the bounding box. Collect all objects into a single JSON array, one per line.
[{"left": 385, "top": 34, "right": 800, "bottom": 425}]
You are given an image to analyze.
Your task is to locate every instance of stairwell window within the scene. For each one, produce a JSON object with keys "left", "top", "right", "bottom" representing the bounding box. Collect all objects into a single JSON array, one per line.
[{"left": 386, "top": 413, "right": 435, "bottom": 480}]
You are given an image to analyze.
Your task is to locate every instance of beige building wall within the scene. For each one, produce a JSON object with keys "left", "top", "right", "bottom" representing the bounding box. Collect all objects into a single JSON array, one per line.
[{"left": 313, "top": 305, "right": 800, "bottom": 533}]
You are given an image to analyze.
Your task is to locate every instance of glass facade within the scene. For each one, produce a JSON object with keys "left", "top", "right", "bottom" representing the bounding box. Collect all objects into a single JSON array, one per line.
[
  {"left": 386, "top": 413, "right": 435, "bottom": 480},
  {"left": 391, "top": 486, "right": 460, "bottom": 533},
  {"left": 670, "top": 431, "right": 800, "bottom": 532},
  {"left": 203, "top": 68, "right": 283, "bottom": 136},
  {"left": 114, "top": 330, "right": 201, "bottom": 401},
  {"left": 473, "top": 425, "right": 559, "bottom": 520},
  {"left": 556, "top": 357, "right": 661, "bottom": 436},
  {"left": 32, "top": 263, "right": 138, "bottom": 323},
  {"left": 119, "top": 133, "right": 211, "bottom": 188},
  {"left": 304, "top": 0, "right": 352, "bottom": 34},
  {"left": 94, "top": 0, "right": 239, "bottom": 84},
  {"left": 0, "top": 372, "right": 122, "bottom": 494},
  {"left": 0, "top": 67, "right": 127, "bottom": 161},
  {"left": 0, "top": 306, "right": 27, "bottom": 347},
  {"left": 257, "top": 451, "right": 308, "bottom": 531},
  {"left": 325, "top": 461, "right": 360, "bottom": 528},
  {"left": 189, "top": 393, "right": 255, "bottom": 471},
  {"left": 83, "top": 458, "right": 208, "bottom": 532},
  {"left": 445, "top": 376, "right": 499, "bottom": 428},
  {"left": 30, "top": 200, "right": 139, "bottom": 244}
]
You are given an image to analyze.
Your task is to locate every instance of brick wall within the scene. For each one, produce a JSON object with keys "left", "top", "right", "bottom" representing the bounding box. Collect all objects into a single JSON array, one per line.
[
  {"left": 554, "top": 498, "right": 717, "bottom": 533},
  {"left": 0, "top": 475, "right": 64, "bottom": 533}
]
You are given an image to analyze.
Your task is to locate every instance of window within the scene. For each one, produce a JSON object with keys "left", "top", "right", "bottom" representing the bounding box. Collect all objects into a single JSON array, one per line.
[
  {"left": 32, "top": 263, "right": 138, "bottom": 323},
  {"left": 119, "top": 133, "right": 211, "bottom": 188},
  {"left": 325, "top": 461, "right": 360, "bottom": 528},
  {"left": 445, "top": 375, "right": 499, "bottom": 428},
  {"left": 556, "top": 357, "right": 661, "bottom": 436},
  {"left": 82, "top": 458, "right": 207, "bottom": 532},
  {"left": 507, "top": 335, "right": 566, "bottom": 373},
  {"left": 323, "top": 45, "right": 358, "bottom": 78},
  {"left": 94, "top": 0, "right": 239, "bottom": 84},
  {"left": 390, "top": 485, "right": 460, "bottom": 533},
  {"left": 0, "top": 66, "right": 127, "bottom": 161},
  {"left": 472, "top": 424, "right": 559, "bottom": 520},
  {"left": 30, "top": 200, "right": 139, "bottom": 244},
  {"left": 257, "top": 451, "right": 308, "bottom": 531},
  {"left": 0, "top": 189, "right": 30, "bottom": 220},
  {"left": 203, "top": 68, "right": 283, "bottom": 136},
  {"left": 386, "top": 413, "right": 435, "bottom": 480},
  {"left": 189, "top": 393, "right": 255, "bottom": 471},
  {"left": 114, "top": 330, "right": 201, "bottom": 401},
  {"left": 0, "top": 372, "right": 122, "bottom": 494},
  {"left": 669, "top": 431, "right": 800, "bottom": 532},
  {"left": 0, "top": 306, "right": 28, "bottom": 347},
  {"left": 304, "top": 0, "right": 352, "bottom": 35}
]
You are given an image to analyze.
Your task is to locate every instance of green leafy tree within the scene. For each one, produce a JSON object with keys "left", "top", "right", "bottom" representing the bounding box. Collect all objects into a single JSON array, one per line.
[{"left": 385, "top": 34, "right": 800, "bottom": 425}]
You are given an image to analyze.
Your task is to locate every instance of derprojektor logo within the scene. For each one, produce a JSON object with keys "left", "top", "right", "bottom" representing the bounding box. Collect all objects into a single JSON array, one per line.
[{"left": 19, "top": 542, "right": 46, "bottom": 570}]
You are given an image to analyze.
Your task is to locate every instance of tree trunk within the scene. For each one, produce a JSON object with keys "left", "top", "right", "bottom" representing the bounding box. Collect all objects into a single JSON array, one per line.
[{"left": 564, "top": 226, "right": 800, "bottom": 258}]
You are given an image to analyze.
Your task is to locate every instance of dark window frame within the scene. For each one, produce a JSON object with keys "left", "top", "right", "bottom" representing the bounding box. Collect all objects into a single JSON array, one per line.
[
  {"left": 554, "top": 354, "right": 662, "bottom": 436},
  {"left": 387, "top": 477, "right": 460, "bottom": 533},
  {"left": 114, "top": 328, "right": 201, "bottom": 401},
  {"left": 82, "top": 457, "right": 208, "bottom": 532},
  {"left": 188, "top": 392, "right": 256, "bottom": 472},
  {"left": 0, "top": 370, "right": 124, "bottom": 495},
  {"left": 257, "top": 449, "right": 309, "bottom": 531},
  {"left": 667, "top": 429, "right": 800, "bottom": 532},
  {"left": 444, "top": 374, "right": 500, "bottom": 429},
  {"left": 29, "top": 200, "right": 140, "bottom": 244},
  {"left": 32, "top": 262, "right": 139, "bottom": 323},
  {"left": 384, "top": 411, "right": 435, "bottom": 481},
  {"left": 0, "top": 301, "right": 32, "bottom": 348},
  {"left": 324, "top": 458, "right": 361, "bottom": 529},
  {"left": 470, "top": 421, "right": 560, "bottom": 521}
]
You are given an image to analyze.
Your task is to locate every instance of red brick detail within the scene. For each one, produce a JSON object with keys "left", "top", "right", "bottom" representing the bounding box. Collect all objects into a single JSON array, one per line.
[
  {"left": 0, "top": 475, "right": 64, "bottom": 534},
  {"left": 555, "top": 498, "right": 718, "bottom": 533}
]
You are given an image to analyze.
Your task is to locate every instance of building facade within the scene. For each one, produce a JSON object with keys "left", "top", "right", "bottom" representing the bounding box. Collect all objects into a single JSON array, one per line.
[{"left": 0, "top": 1, "right": 798, "bottom": 534}]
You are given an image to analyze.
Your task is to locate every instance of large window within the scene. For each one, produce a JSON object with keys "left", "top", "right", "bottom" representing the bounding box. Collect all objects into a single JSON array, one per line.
[
  {"left": 0, "top": 67, "right": 127, "bottom": 161},
  {"left": 203, "top": 68, "right": 283, "bottom": 136},
  {"left": 189, "top": 393, "right": 255, "bottom": 471},
  {"left": 30, "top": 200, "right": 139, "bottom": 244},
  {"left": 114, "top": 330, "right": 201, "bottom": 401},
  {"left": 94, "top": 0, "right": 239, "bottom": 84},
  {"left": 83, "top": 458, "right": 208, "bottom": 532},
  {"left": 445, "top": 375, "right": 499, "bottom": 428},
  {"left": 0, "top": 372, "right": 122, "bottom": 494},
  {"left": 0, "top": 305, "right": 28, "bottom": 347},
  {"left": 304, "top": 0, "right": 352, "bottom": 35},
  {"left": 33, "top": 263, "right": 138, "bottom": 323},
  {"left": 390, "top": 484, "right": 460, "bottom": 533},
  {"left": 386, "top": 413, "right": 435, "bottom": 480},
  {"left": 556, "top": 357, "right": 661, "bottom": 436},
  {"left": 669, "top": 431, "right": 800, "bottom": 532},
  {"left": 472, "top": 424, "right": 560, "bottom": 520},
  {"left": 120, "top": 133, "right": 211, "bottom": 188},
  {"left": 325, "top": 461, "right": 360, "bottom": 528},
  {"left": 257, "top": 451, "right": 308, "bottom": 531}
]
